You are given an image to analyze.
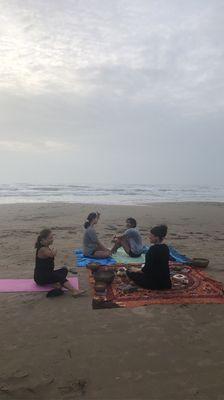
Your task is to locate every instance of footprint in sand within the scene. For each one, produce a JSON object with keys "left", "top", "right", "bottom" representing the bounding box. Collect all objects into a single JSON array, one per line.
[
  {"left": 130, "top": 307, "right": 155, "bottom": 319},
  {"left": 104, "top": 233, "right": 113, "bottom": 237},
  {"left": 67, "top": 230, "right": 77, "bottom": 235},
  {"left": 58, "top": 379, "right": 87, "bottom": 396},
  {"left": 105, "top": 225, "right": 117, "bottom": 231},
  {"left": 0, "top": 374, "right": 55, "bottom": 399}
]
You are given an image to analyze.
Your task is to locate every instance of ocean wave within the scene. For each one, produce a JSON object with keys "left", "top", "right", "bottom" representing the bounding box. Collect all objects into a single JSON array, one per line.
[{"left": 0, "top": 183, "right": 223, "bottom": 204}]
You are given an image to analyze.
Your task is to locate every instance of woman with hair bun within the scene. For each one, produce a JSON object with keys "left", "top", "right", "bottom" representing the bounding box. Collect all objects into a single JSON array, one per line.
[
  {"left": 83, "top": 212, "right": 111, "bottom": 258},
  {"left": 126, "top": 224, "right": 171, "bottom": 290}
]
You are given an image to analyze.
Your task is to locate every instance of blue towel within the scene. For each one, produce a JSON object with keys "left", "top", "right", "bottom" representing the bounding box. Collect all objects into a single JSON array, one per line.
[
  {"left": 74, "top": 249, "right": 116, "bottom": 267},
  {"left": 168, "top": 245, "right": 191, "bottom": 264},
  {"left": 136, "top": 245, "right": 190, "bottom": 264},
  {"left": 141, "top": 245, "right": 149, "bottom": 254}
]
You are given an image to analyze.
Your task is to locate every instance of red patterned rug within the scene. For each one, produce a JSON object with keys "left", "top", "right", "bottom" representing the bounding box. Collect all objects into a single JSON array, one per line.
[{"left": 89, "top": 263, "right": 224, "bottom": 309}]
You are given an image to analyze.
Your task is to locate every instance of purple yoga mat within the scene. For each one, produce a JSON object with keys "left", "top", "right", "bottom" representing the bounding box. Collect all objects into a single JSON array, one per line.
[{"left": 0, "top": 277, "right": 79, "bottom": 292}]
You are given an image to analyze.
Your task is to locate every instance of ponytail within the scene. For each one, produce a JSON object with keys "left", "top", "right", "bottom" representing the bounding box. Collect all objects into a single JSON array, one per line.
[
  {"left": 35, "top": 228, "right": 52, "bottom": 249},
  {"left": 84, "top": 220, "right": 91, "bottom": 229},
  {"left": 83, "top": 212, "right": 98, "bottom": 229}
]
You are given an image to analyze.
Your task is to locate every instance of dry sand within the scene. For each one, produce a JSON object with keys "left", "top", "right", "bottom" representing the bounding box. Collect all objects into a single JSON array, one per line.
[{"left": 0, "top": 202, "right": 223, "bottom": 400}]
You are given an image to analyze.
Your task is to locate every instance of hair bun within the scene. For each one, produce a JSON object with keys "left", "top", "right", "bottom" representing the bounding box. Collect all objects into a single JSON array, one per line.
[{"left": 150, "top": 224, "right": 168, "bottom": 239}]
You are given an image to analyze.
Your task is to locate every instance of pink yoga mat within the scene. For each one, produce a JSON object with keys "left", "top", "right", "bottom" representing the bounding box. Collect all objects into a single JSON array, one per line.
[{"left": 0, "top": 277, "right": 79, "bottom": 292}]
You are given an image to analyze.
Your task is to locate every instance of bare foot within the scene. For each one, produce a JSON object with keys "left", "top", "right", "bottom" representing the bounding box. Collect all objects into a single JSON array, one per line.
[
  {"left": 53, "top": 282, "right": 62, "bottom": 289},
  {"left": 111, "top": 248, "right": 117, "bottom": 254},
  {"left": 71, "top": 290, "right": 87, "bottom": 298}
]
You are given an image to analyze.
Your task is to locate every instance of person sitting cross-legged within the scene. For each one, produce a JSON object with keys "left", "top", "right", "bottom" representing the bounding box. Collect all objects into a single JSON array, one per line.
[
  {"left": 34, "top": 229, "right": 86, "bottom": 297},
  {"left": 111, "top": 217, "right": 144, "bottom": 258},
  {"left": 83, "top": 212, "right": 112, "bottom": 258},
  {"left": 126, "top": 224, "right": 172, "bottom": 290}
]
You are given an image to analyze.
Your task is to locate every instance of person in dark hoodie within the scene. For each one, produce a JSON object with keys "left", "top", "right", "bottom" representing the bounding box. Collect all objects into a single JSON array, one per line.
[{"left": 126, "top": 224, "right": 171, "bottom": 290}]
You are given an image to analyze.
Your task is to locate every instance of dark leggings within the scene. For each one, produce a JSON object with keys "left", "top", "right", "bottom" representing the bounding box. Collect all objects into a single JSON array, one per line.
[
  {"left": 126, "top": 270, "right": 150, "bottom": 289},
  {"left": 35, "top": 267, "right": 68, "bottom": 286},
  {"left": 129, "top": 250, "right": 142, "bottom": 258},
  {"left": 126, "top": 270, "right": 172, "bottom": 290}
]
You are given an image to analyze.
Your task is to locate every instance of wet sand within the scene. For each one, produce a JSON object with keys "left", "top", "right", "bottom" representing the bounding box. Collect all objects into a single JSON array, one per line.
[{"left": 0, "top": 202, "right": 224, "bottom": 400}]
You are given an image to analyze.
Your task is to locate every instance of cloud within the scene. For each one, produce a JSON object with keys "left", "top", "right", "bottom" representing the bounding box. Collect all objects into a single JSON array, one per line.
[
  {"left": 0, "top": 139, "right": 77, "bottom": 153},
  {"left": 0, "top": 0, "right": 224, "bottom": 184},
  {"left": 1, "top": 0, "right": 224, "bottom": 113}
]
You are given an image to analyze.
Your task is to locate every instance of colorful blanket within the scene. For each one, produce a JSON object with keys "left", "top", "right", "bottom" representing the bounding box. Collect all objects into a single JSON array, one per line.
[{"left": 88, "top": 264, "right": 224, "bottom": 309}]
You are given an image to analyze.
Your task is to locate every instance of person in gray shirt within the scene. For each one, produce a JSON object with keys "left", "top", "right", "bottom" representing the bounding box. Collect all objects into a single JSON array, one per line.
[
  {"left": 83, "top": 212, "right": 112, "bottom": 258},
  {"left": 111, "top": 217, "right": 143, "bottom": 257}
]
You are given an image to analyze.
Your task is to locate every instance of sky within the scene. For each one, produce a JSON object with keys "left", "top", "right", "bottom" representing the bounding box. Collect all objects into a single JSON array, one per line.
[{"left": 0, "top": 0, "right": 224, "bottom": 185}]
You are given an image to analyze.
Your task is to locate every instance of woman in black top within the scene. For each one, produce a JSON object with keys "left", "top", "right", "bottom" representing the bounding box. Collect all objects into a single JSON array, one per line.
[
  {"left": 126, "top": 225, "right": 171, "bottom": 290},
  {"left": 34, "top": 228, "right": 85, "bottom": 297}
]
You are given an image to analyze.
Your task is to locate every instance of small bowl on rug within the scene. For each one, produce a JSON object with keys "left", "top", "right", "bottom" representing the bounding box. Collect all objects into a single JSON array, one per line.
[
  {"left": 116, "top": 269, "right": 127, "bottom": 277},
  {"left": 172, "top": 265, "right": 183, "bottom": 272},
  {"left": 172, "top": 274, "right": 188, "bottom": 284},
  {"left": 93, "top": 270, "right": 115, "bottom": 284},
  {"left": 190, "top": 258, "right": 209, "bottom": 268}
]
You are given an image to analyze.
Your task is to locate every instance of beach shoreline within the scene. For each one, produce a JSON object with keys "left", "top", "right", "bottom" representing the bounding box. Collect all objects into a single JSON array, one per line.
[
  {"left": 0, "top": 201, "right": 223, "bottom": 278},
  {"left": 1, "top": 182, "right": 224, "bottom": 205},
  {"left": 0, "top": 202, "right": 224, "bottom": 399}
]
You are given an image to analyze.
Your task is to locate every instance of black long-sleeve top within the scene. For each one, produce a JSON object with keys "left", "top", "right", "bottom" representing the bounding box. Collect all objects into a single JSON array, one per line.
[{"left": 142, "top": 243, "right": 171, "bottom": 289}]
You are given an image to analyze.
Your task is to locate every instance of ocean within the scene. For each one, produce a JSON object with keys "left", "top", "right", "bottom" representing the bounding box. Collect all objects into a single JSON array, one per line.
[{"left": 0, "top": 183, "right": 224, "bottom": 205}]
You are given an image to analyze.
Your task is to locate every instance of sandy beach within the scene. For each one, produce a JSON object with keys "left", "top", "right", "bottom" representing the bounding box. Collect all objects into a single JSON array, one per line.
[{"left": 0, "top": 202, "right": 224, "bottom": 400}]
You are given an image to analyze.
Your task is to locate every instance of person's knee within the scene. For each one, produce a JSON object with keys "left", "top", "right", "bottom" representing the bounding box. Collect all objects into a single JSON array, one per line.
[{"left": 100, "top": 250, "right": 110, "bottom": 258}]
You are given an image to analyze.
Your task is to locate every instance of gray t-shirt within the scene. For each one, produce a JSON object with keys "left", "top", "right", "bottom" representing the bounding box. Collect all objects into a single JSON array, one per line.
[
  {"left": 124, "top": 228, "right": 143, "bottom": 255},
  {"left": 83, "top": 227, "right": 99, "bottom": 256}
]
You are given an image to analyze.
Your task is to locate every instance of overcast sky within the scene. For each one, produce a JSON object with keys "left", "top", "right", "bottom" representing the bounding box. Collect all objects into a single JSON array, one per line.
[{"left": 0, "top": 0, "right": 224, "bottom": 185}]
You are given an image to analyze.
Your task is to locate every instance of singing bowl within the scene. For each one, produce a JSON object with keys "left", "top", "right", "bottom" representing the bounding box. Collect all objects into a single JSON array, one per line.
[
  {"left": 190, "top": 258, "right": 209, "bottom": 268},
  {"left": 93, "top": 270, "right": 115, "bottom": 284}
]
